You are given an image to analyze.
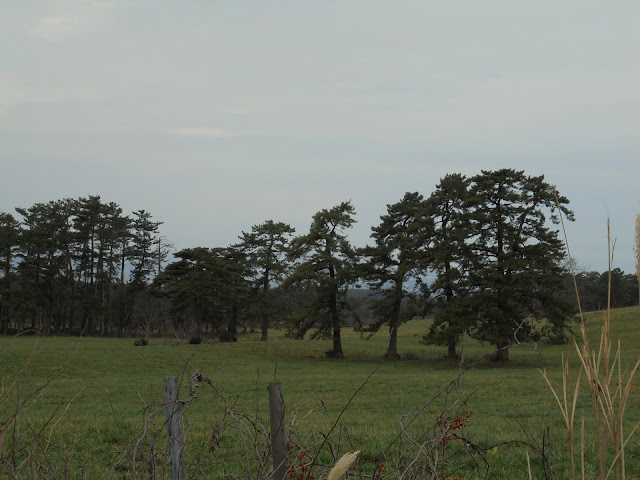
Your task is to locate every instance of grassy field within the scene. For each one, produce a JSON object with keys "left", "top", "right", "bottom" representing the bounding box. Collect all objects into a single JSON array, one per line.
[{"left": 1, "top": 307, "right": 640, "bottom": 479}]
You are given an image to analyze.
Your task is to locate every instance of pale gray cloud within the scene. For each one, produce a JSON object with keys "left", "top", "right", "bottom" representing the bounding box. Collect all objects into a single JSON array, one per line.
[
  {"left": 169, "top": 127, "right": 257, "bottom": 138},
  {"left": 27, "top": 1, "right": 118, "bottom": 43},
  {"left": 0, "top": 73, "right": 98, "bottom": 108}
]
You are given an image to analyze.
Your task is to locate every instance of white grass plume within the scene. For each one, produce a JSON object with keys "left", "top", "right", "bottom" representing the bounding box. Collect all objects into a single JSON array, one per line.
[{"left": 327, "top": 450, "right": 360, "bottom": 480}]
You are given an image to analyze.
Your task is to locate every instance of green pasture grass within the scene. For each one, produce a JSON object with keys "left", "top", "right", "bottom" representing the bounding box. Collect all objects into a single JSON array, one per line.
[{"left": 1, "top": 307, "right": 640, "bottom": 478}]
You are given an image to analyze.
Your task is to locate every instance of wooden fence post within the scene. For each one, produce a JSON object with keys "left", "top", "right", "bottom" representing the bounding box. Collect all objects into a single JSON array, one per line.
[
  {"left": 164, "top": 376, "right": 185, "bottom": 480},
  {"left": 268, "top": 382, "right": 287, "bottom": 480}
]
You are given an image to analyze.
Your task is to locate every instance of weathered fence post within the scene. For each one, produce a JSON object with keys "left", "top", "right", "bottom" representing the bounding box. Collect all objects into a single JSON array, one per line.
[
  {"left": 268, "top": 382, "right": 287, "bottom": 480},
  {"left": 164, "top": 376, "right": 185, "bottom": 480}
]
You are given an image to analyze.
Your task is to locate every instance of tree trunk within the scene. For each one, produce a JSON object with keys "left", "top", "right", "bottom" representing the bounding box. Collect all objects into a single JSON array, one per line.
[
  {"left": 326, "top": 292, "right": 343, "bottom": 358},
  {"left": 87, "top": 310, "right": 95, "bottom": 335},
  {"left": 0, "top": 292, "right": 8, "bottom": 334},
  {"left": 385, "top": 281, "right": 403, "bottom": 360},
  {"left": 445, "top": 285, "right": 457, "bottom": 360},
  {"left": 260, "top": 272, "right": 270, "bottom": 342},
  {"left": 0, "top": 303, "right": 7, "bottom": 335},
  {"left": 227, "top": 302, "right": 238, "bottom": 341},
  {"left": 446, "top": 338, "right": 457, "bottom": 360},
  {"left": 190, "top": 299, "right": 202, "bottom": 343},
  {"left": 495, "top": 342, "right": 510, "bottom": 362},
  {"left": 384, "top": 325, "right": 400, "bottom": 360},
  {"left": 260, "top": 313, "right": 268, "bottom": 342},
  {"left": 327, "top": 325, "right": 344, "bottom": 358},
  {"left": 190, "top": 319, "right": 201, "bottom": 343}
]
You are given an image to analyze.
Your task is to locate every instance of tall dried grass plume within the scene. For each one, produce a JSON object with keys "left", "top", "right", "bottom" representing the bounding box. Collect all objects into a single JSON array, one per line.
[
  {"left": 634, "top": 212, "right": 640, "bottom": 303},
  {"left": 327, "top": 451, "right": 360, "bottom": 480}
]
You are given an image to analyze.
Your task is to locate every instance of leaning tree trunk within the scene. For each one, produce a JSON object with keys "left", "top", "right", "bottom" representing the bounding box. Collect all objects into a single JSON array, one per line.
[
  {"left": 384, "top": 325, "right": 401, "bottom": 360},
  {"left": 384, "top": 291, "right": 403, "bottom": 360}
]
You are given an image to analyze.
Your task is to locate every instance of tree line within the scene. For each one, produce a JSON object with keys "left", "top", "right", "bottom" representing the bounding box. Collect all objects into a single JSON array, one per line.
[
  {"left": 0, "top": 196, "right": 171, "bottom": 337},
  {"left": 1, "top": 169, "right": 637, "bottom": 360}
]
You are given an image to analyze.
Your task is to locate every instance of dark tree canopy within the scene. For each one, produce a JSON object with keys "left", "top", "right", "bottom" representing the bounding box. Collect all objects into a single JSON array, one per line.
[
  {"left": 153, "top": 247, "right": 249, "bottom": 342},
  {"left": 569, "top": 268, "right": 639, "bottom": 311},
  {"left": 0, "top": 212, "right": 21, "bottom": 334},
  {"left": 1, "top": 197, "right": 171, "bottom": 336}
]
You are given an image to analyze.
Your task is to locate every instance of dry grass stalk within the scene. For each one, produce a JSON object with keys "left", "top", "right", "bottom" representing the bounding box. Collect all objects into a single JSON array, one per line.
[
  {"left": 540, "top": 352, "right": 581, "bottom": 478},
  {"left": 327, "top": 450, "right": 359, "bottom": 480},
  {"left": 546, "top": 195, "right": 640, "bottom": 480},
  {"left": 634, "top": 213, "right": 640, "bottom": 304}
]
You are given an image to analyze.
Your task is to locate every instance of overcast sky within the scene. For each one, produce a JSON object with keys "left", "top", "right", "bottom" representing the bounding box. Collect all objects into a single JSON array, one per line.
[{"left": 1, "top": 1, "right": 639, "bottom": 274}]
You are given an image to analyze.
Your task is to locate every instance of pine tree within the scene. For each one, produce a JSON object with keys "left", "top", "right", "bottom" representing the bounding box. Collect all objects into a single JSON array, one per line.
[
  {"left": 73, "top": 195, "right": 111, "bottom": 334},
  {"left": 154, "top": 247, "right": 248, "bottom": 342},
  {"left": 286, "top": 201, "right": 357, "bottom": 358},
  {"left": 421, "top": 174, "right": 473, "bottom": 360},
  {"left": 0, "top": 212, "right": 21, "bottom": 333},
  {"left": 466, "top": 169, "right": 575, "bottom": 361},
  {"left": 360, "top": 192, "right": 432, "bottom": 359},
  {"left": 15, "top": 199, "right": 76, "bottom": 332},
  {"left": 236, "top": 220, "right": 295, "bottom": 341},
  {"left": 129, "top": 210, "right": 162, "bottom": 286}
]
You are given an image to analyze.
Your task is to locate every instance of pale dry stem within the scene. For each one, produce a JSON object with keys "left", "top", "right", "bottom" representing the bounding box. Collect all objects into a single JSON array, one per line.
[{"left": 550, "top": 193, "right": 640, "bottom": 480}]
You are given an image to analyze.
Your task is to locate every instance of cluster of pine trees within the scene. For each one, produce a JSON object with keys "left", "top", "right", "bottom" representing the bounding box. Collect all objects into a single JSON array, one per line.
[
  {"left": 1, "top": 169, "right": 637, "bottom": 360},
  {"left": 570, "top": 269, "right": 638, "bottom": 311},
  {"left": 0, "top": 196, "right": 170, "bottom": 336}
]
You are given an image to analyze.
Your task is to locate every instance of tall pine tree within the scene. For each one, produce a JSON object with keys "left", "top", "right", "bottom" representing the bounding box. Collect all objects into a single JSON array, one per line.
[
  {"left": 236, "top": 220, "right": 295, "bottom": 341},
  {"left": 286, "top": 201, "right": 357, "bottom": 358},
  {"left": 360, "top": 192, "right": 432, "bottom": 359},
  {"left": 422, "top": 174, "right": 472, "bottom": 360},
  {"left": 466, "top": 169, "right": 575, "bottom": 361}
]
